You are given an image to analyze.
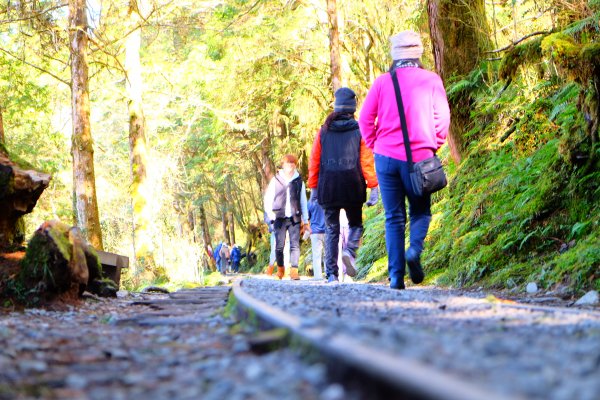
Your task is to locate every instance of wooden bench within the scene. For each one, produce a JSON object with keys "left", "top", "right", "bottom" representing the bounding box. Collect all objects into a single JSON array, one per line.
[{"left": 97, "top": 250, "right": 129, "bottom": 287}]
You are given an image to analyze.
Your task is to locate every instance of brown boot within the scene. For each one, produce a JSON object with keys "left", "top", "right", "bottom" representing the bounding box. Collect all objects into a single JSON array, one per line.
[
  {"left": 290, "top": 267, "right": 300, "bottom": 280},
  {"left": 276, "top": 266, "right": 285, "bottom": 280},
  {"left": 266, "top": 265, "right": 274, "bottom": 276}
]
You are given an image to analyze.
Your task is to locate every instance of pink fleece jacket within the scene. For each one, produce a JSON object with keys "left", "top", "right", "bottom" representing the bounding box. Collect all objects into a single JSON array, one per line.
[{"left": 358, "top": 67, "right": 450, "bottom": 162}]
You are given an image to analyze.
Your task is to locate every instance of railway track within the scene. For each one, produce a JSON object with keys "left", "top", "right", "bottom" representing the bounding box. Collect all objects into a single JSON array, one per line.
[
  {"left": 1, "top": 277, "right": 597, "bottom": 399},
  {"left": 232, "top": 277, "right": 600, "bottom": 400}
]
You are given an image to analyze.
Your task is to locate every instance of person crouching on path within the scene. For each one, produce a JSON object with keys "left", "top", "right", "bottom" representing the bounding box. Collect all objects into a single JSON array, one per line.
[
  {"left": 264, "top": 154, "right": 310, "bottom": 280},
  {"left": 358, "top": 30, "right": 450, "bottom": 290},
  {"left": 309, "top": 87, "right": 379, "bottom": 283}
]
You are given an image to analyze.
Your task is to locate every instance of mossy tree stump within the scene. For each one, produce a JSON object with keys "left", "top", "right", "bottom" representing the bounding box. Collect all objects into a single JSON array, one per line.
[{"left": 19, "top": 220, "right": 117, "bottom": 301}]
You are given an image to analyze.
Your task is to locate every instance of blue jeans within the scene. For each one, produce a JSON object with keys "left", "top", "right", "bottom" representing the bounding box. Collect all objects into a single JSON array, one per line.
[
  {"left": 274, "top": 218, "right": 301, "bottom": 267},
  {"left": 374, "top": 154, "right": 432, "bottom": 280}
]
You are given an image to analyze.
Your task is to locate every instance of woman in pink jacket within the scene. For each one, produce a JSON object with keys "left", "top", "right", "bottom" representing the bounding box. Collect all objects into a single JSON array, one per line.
[{"left": 359, "top": 30, "right": 450, "bottom": 290}]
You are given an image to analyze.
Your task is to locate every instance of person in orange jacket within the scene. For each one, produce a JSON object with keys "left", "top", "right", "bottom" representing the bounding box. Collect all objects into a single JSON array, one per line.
[{"left": 308, "top": 87, "right": 379, "bottom": 283}]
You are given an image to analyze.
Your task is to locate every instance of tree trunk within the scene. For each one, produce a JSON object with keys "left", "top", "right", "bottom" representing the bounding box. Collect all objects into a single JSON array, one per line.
[
  {"left": 126, "top": 0, "right": 155, "bottom": 277},
  {"left": 327, "top": 0, "right": 342, "bottom": 92},
  {"left": 0, "top": 151, "right": 51, "bottom": 248},
  {"left": 252, "top": 135, "right": 276, "bottom": 192},
  {"left": 187, "top": 209, "right": 196, "bottom": 243},
  {"left": 198, "top": 204, "right": 215, "bottom": 271},
  {"left": 427, "top": 0, "right": 491, "bottom": 163},
  {"left": 0, "top": 106, "right": 5, "bottom": 145},
  {"left": 221, "top": 206, "right": 230, "bottom": 244},
  {"left": 19, "top": 220, "right": 116, "bottom": 301},
  {"left": 228, "top": 211, "right": 236, "bottom": 245},
  {"left": 69, "top": 0, "right": 103, "bottom": 250}
]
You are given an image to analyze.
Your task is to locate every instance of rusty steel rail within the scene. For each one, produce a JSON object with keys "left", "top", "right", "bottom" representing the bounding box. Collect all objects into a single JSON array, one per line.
[{"left": 232, "top": 279, "right": 519, "bottom": 400}]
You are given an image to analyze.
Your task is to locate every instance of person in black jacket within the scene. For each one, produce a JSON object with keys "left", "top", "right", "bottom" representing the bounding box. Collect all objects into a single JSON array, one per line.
[{"left": 308, "top": 88, "right": 379, "bottom": 283}]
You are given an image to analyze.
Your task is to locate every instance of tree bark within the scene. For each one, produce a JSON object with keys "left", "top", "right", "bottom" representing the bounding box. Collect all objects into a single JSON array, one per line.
[
  {"left": 427, "top": 0, "right": 491, "bottom": 163},
  {"left": 252, "top": 136, "right": 275, "bottom": 192},
  {"left": 0, "top": 106, "right": 5, "bottom": 145},
  {"left": 69, "top": 0, "right": 103, "bottom": 250},
  {"left": 221, "top": 205, "right": 230, "bottom": 244},
  {"left": 198, "top": 204, "right": 215, "bottom": 271},
  {"left": 126, "top": 0, "right": 155, "bottom": 277},
  {"left": 0, "top": 151, "right": 51, "bottom": 248},
  {"left": 228, "top": 211, "right": 236, "bottom": 245},
  {"left": 327, "top": 0, "right": 342, "bottom": 92}
]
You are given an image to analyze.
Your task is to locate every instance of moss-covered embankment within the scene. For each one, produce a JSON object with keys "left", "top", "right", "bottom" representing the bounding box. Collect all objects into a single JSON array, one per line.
[{"left": 357, "top": 16, "right": 600, "bottom": 294}]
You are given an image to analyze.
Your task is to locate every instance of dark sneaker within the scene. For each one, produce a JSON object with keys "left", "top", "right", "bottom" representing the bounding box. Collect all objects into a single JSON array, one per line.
[
  {"left": 390, "top": 276, "right": 405, "bottom": 290},
  {"left": 341, "top": 250, "right": 357, "bottom": 277},
  {"left": 406, "top": 248, "right": 424, "bottom": 284},
  {"left": 327, "top": 275, "right": 339, "bottom": 283}
]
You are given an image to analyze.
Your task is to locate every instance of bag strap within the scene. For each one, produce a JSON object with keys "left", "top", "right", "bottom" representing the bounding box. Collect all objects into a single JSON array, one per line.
[{"left": 390, "top": 69, "right": 414, "bottom": 171}]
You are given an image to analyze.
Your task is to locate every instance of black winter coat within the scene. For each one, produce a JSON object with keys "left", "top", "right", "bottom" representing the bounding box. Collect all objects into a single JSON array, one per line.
[{"left": 317, "top": 116, "right": 367, "bottom": 208}]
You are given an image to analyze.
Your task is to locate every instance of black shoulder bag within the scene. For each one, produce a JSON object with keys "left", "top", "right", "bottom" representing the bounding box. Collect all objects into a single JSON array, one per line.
[{"left": 390, "top": 69, "right": 447, "bottom": 197}]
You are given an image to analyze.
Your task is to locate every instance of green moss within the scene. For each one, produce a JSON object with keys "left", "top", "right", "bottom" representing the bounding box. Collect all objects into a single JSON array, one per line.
[
  {"left": 541, "top": 33, "right": 580, "bottom": 60},
  {"left": 499, "top": 37, "right": 543, "bottom": 80},
  {"left": 364, "top": 256, "right": 388, "bottom": 283},
  {"left": 46, "top": 225, "right": 72, "bottom": 262},
  {"left": 19, "top": 233, "right": 55, "bottom": 290},
  {"left": 581, "top": 42, "right": 600, "bottom": 64}
]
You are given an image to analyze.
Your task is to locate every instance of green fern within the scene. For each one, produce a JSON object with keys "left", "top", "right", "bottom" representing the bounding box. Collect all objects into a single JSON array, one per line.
[
  {"left": 549, "top": 82, "right": 579, "bottom": 120},
  {"left": 563, "top": 14, "right": 600, "bottom": 35}
]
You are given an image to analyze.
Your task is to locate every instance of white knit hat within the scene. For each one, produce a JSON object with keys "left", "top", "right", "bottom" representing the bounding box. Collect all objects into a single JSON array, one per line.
[{"left": 390, "top": 30, "right": 424, "bottom": 60}]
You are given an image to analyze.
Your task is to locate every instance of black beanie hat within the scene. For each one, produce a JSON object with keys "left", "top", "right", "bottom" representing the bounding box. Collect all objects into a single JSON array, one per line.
[{"left": 334, "top": 87, "right": 357, "bottom": 112}]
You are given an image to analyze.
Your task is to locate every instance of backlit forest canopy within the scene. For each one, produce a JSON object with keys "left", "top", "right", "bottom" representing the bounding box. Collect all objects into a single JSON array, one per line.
[{"left": 1, "top": 0, "right": 598, "bottom": 293}]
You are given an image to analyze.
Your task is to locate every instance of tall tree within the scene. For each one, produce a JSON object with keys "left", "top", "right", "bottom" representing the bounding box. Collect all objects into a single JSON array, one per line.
[
  {"left": 69, "top": 0, "right": 103, "bottom": 249},
  {"left": 428, "top": 0, "right": 491, "bottom": 162},
  {"left": 327, "top": 0, "right": 342, "bottom": 91},
  {"left": 0, "top": 107, "right": 4, "bottom": 145},
  {"left": 125, "top": 0, "right": 155, "bottom": 278},
  {"left": 198, "top": 204, "right": 215, "bottom": 270},
  {"left": 228, "top": 211, "right": 236, "bottom": 245},
  {"left": 221, "top": 205, "right": 231, "bottom": 244}
]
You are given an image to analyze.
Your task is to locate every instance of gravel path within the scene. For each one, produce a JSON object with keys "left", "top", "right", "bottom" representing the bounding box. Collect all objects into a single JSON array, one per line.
[
  {"left": 239, "top": 277, "right": 600, "bottom": 400},
  {"left": 0, "top": 287, "right": 352, "bottom": 400}
]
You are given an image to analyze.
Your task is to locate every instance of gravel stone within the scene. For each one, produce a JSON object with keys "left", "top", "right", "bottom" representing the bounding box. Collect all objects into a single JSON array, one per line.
[
  {"left": 0, "top": 288, "right": 340, "bottom": 400},
  {"left": 239, "top": 277, "right": 600, "bottom": 400}
]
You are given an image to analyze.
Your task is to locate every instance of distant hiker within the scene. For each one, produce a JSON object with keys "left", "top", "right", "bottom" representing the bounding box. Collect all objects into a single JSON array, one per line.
[
  {"left": 207, "top": 244, "right": 214, "bottom": 260},
  {"left": 214, "top": 241, "right": 223, "bottom": 272},
  {"left": 230, "top": 244, "right": 242, "bottom": 273},
  {"left": 308, "top": 189, "right": 326, "bottom": 280},
  {"left": 206, "top": 244, "right": 216, "bottom": 271},
  {"left": 337, "top": 209, "right": 350, "bottom": 282},
  {"left": 309, "top": 87, "right": 379, "bottom": 283},
  {"left": 218, "top": 242, "right": 230, "bottom": 275},
  {"left": 359, "top": 30, "right": 450, "bottom": 290},
  {"left": 264, "top": 154, "right": 310, "bottom": 280}
]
